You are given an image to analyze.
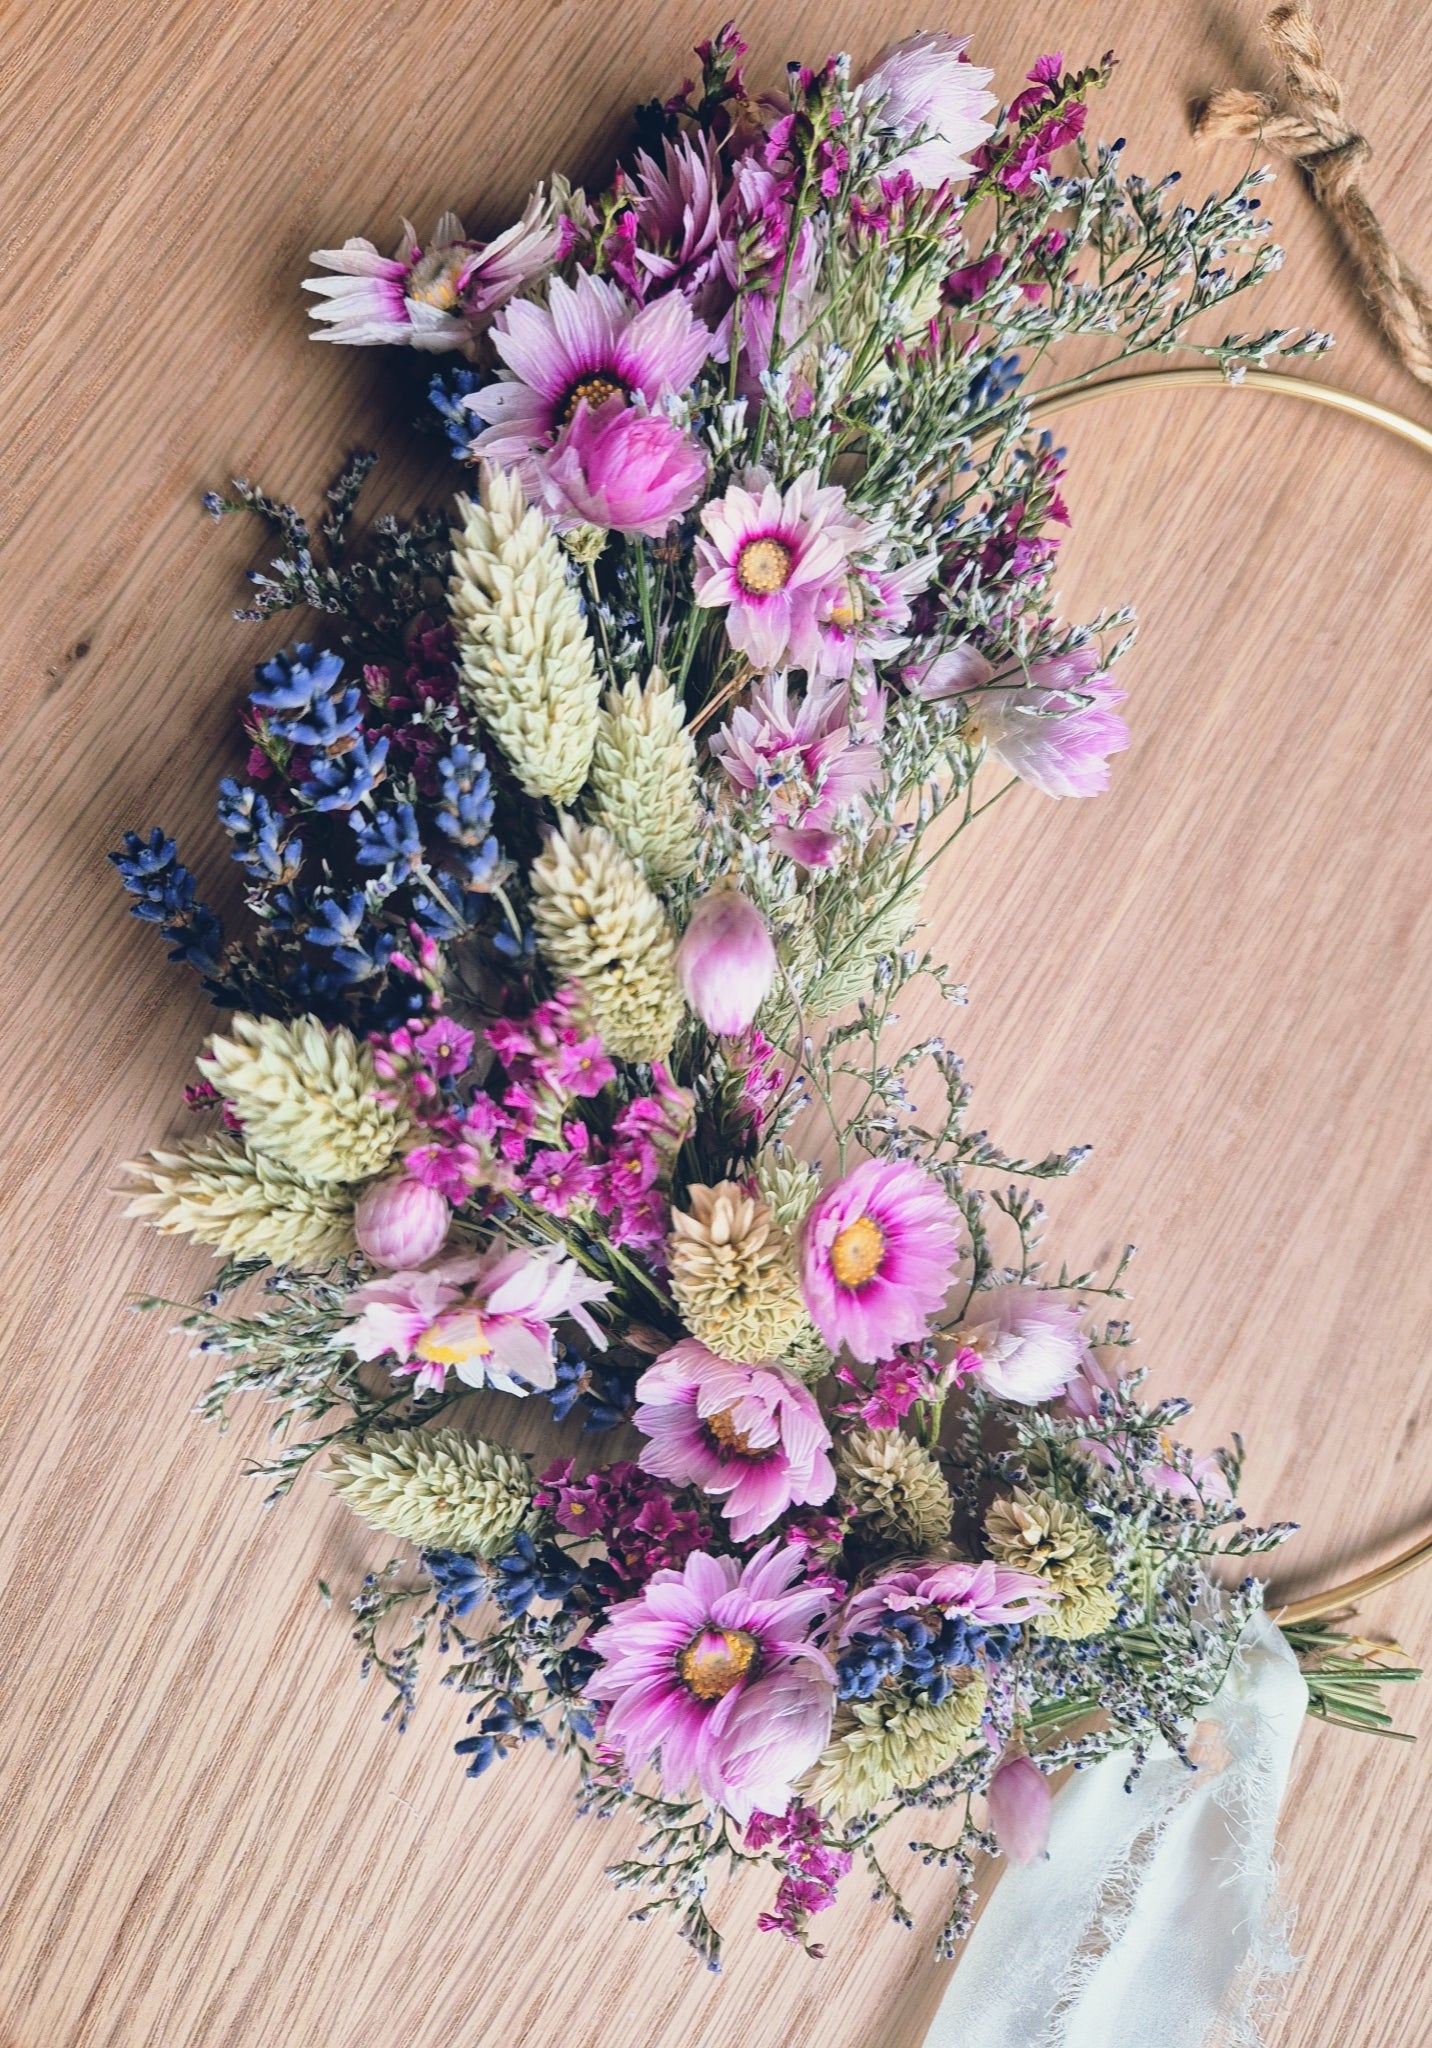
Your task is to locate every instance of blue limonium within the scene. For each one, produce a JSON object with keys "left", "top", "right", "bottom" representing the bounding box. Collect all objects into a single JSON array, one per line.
[
  {"left": 835, "top": 1609, "right": 1021, "bottom": 1706},
  {"left": 454, "top": 1694, "right": 550, "bottom": 1777},
  {"left": 491, "top": 1531, "right": 583, "bottom": 1618},
  {"left": 217, "top": 780, "right": 301, "bottom": 883},
  {"left": 109, "top": 828, "right": 224, "bottom": 972}
]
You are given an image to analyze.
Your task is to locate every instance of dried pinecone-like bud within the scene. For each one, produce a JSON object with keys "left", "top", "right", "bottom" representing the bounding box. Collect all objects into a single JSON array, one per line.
[
  {"left": 837, "top": 1427, "right": 954, "bottom": 1551},
  {"left": 328, "top": 1429, "right": 534, "bottom": 1554},
  {"left": 778, "top": 1319, "right": 836, "bottom": 1385},
  {"left": 808, "top": 1673, "right": 988, "bottom": 1815},
  {"left": 449, "top": 467, "right": 600, "bottom": 806},
  {"left": 668, "top": 1180, "right": 811, "bottom": 1365},
  {"left": 985, "top": 1486, "right": 1118, "bottom": 1641},
  {"left": 584, "top": 669, "right": 701, "bottom": 886},
  {"left": 198, "top": 1013, "right": 406, "bottom": 1185},
  {"left": 123, "top": 1135, "right": 356, "bottom": 1266},
  {"left": 530, "top": 817, "right": 683, "bottom": 1063},
  {"left": 756, "top": 1152, "right": 822, "bottom": 1234}
]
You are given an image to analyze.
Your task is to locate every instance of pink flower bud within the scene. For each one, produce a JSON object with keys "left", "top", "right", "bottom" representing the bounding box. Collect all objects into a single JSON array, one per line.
[
  {"left": 354, "top": 1174, "right": 450, "bottom": 1269},
  {"left": 675, "top": 891, "right": 777, "bottom": 1037},
  {"left": 988, "top": 1753, "right": 1051, "bottom": 1866}
]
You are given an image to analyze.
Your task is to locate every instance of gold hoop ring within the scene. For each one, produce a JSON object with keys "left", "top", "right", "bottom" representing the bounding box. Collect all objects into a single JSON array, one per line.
[{"left": 1025, "top": 363, "right": 1432, "bottom": 1625}]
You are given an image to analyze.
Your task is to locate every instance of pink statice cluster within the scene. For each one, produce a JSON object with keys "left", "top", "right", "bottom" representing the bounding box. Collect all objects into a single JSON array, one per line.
[
  {"left": 535, "top": 1458, "right": 711, "bottom": 1592},
  {"left": 747, "top": 1801, "right": 854, "bottom": 1953},
  {"left": 377, "top": 987, "right": 690, "bottom": 1257}
]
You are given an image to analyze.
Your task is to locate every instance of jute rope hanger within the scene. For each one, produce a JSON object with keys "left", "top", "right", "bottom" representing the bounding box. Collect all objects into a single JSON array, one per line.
[
  {"left": 1195, "top": 0, "right": 1432, "bottom": 390},
  {"left": 1025, "top": 360, "right": 1431, "bottom": 1625}
]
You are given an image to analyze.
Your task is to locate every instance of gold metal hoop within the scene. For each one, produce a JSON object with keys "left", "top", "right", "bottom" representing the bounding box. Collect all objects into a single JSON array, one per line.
[{"left": 1025, "top": 364, "right": 1432, "bottom": 1625}]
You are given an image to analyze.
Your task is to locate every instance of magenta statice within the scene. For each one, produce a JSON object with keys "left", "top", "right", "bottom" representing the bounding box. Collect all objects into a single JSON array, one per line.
[{"left": 114, "top": 18, "right": 1402, "bottom": 1984}]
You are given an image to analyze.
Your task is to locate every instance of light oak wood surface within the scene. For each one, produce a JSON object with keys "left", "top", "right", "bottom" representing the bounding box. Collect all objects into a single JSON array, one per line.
[{"left": 2, "top": 3, "right": 1430, "bottom": 2043}]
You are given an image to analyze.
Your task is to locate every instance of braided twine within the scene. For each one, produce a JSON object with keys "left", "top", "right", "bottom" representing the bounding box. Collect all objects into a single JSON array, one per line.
[{"left": 1196, "top": 0, "right": 1432, "bottom": 388}]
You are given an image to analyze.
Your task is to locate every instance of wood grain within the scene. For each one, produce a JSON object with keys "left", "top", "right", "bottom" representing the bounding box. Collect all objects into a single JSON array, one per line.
[{"left": 2, "top": 3, "right": 1430, "bottom": 2043}]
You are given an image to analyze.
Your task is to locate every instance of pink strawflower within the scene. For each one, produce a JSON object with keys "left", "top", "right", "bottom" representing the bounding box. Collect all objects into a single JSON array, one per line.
[
  {"left": 859, "top": 33, "right": 996, "bottom": 188},
  {"left": 304, "top": 199, "right": 560, "bottom": 351},
  {"left": 675, "top": 891, "right": 777, "bottom": 1036},
  {"left": 625, "top": 132, "right": 729, "bottom": 321},
  {"left": 585, "top": 1539, "right": 836, "bottom": 1823},
  {"left": 353, "top": 1173, "right": 451, "bottom": 1269},
  {"left": 954, "top": 1285, "right": 1088, "bottom": 1405},
  {"left": 709, "top": 672, "right": 882, "bottom": 868},
  {"left": 800, "top": 1159, "right": 961, "bottom": 1363},
  {"left": 987, "top": 1752, "right": 1052, "bottom": 1865},
  {"left": 463, "top": 270, "right": 711, "bottom": 472},
  {"left": 694, "top": 472, "right": 868, "bottom": 674},
  {"left": 842, "top": 1558, "right": 1052, "bottom": 1640},
  {"left": 634, "top": 1340, "right": 835, "bottom": 1541},
  {"left": 908, "top": 641, "right": 1129, "bottom": 799},
  {"left": 337, "top": 1245, "right": 610, "bottom": 1396},
  {"left": 535, "top": 395, "right": 706, "bottom": 536}
]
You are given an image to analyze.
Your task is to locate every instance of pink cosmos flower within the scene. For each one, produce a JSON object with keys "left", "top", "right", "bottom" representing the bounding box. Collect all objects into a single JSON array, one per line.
[
  {"left": 675, "top": 890, "right": 777, "bottom": 1036},
  {"left": 988, "top": 1752, "right": 1052, "bottom": 1865},
  {"left": 709, "top": 672, "right": 882, "bottom": 868},
  {"left": 694, "top": 472, "right": 868, "bottom": 674},
  {"left": 463, "top": 270, "right": 711, "bottom": 474},
  {"left": 842, "top": 1558, "right": 1053, "bottom": 1640},
  {"left": 908, "top": 641, "right": 1130, "bottom": 799},
  {"left": 304, "top": 198, "right": 560, "bottom": 352},
  {"left": 801, "top": 1159, "right": 961, "bottom": 1363},
  {"left": 337, "top": 1245, "right": 610, "bottom": 1396},
  {"left": 585, "top": 1539, "right": 836, "bottom": 1823},
  {"left": 815, "top": 552, "right": 937, "bottom": 678},
  {"left": 859, "top": 33, "right": 997, "bottom": 189},
  {"left": 634, "top": 1340, "right": 836, "bottom": 1541},
  {"left": 535, "top": 395, "right": 706, "bottom": 536},
  {"left": 953, "top": 1285, "right": 1088, "bottom": 1405}
]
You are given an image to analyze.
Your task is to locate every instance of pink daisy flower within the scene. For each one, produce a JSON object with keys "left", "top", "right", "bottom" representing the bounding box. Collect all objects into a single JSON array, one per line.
[
  {"left": 463, "top": 270, "right": 712, "bottom": 473},
  {"left": 800, "top": 1159, "right": 961, "bottom": 1363},
  {"left": 585, "top": 1539, "right": 836, "bottom": 1823},
  {"left": 534, "top": 394, "right": 706, "bottom": 537},
  {"left": 908, "top": 641, "right": 1130, "bottom": 799},
  {"left": 858, "top": 32, "right": 997, "bottom": 189},
  {"left": 841, "top": 1557, "right": 1053, "bottom": 1639},
  {"left": 694, "top": 472, "right": 868, "bottom": 674},
  {"left": 709, "top": 672, "right": 882, "bottom": 868},
  {"left": 952, "top": 1284, "right": 1089, "bottom": 1405},
  {"left": 303, "top": 199, "right": 560, "bottom": 353},
  {"left": 337, "top": 1245, "right": 610, "bottom": 1396},
  {"left": 633, "top": 1340, "right": 836, "bottom": 1541}
]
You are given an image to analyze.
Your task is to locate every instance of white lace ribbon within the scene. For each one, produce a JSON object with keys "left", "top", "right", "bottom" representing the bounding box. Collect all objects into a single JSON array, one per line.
[{"left": 924, "top": 1609, "right": 1308, "bottom": 2048}]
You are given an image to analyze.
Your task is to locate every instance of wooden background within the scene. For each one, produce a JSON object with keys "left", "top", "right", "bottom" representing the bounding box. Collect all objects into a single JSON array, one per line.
[{"left": 2, "top": 1, "right": 1430, "bottom": 2042}]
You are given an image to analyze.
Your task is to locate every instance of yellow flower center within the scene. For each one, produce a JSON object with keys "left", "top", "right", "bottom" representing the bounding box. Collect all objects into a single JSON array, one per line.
[
  {"left": 561, "top": 372, "right": 626, "bottom": 421},
  {"left": 678, "top": 1626, "right": 761, "bottom": 1701},
  {"left": 413, "top": 1309, "right": 492, "bottom": 1369},
  {"left": 705, "top": 1406, "right": 763, "bottom": 1459},
  {"left": 827, "top": 581, "right": 862, "bottom": 632},
  {"left": 736, "top": 536, "right": 795, "bottom": 595},
  {"left": 408, "top": 253, "right": 465, "bottom": 311},
  {"left": 829, "top": 1214, "right": 885, "bottom": 1289}
]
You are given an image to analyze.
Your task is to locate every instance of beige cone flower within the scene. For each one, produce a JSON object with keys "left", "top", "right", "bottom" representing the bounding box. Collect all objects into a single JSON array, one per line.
[
  {"left": 837, "top": 1427, "right": 954, "bottom": 1551},
  {"left": 667, "top": 1180, "right": 811, "bottom": 1365},
  {"left": 584, "top": 669, "right": 701, "bottom": 886},
  {"left": 329, "top": 1429, "right": 534, "bottom": 1553},
  {"left": 198, "top": 1012, "right": 406, "bottom": 1185},
  {"left": 123, "top": 1136, "right": 356, "bottom": 1266},
  {"left": 808, "top": 1674, "right": 988, "bottom": 1815},
  {"left": 530, "top": 817, "right": 683, "bottom": 1063},
  {"left": 985, "top": 1486, "right": 1119, "bottom": 1641},
  {"left": 449, "top": 466, "right": 601, "bottom": 806}
]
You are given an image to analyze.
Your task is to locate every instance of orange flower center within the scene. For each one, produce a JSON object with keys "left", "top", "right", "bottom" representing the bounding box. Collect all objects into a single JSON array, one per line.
[
  {"left": 829, "top": 1214, "right": 885, "bottom": 1289},
  {"left": 736, "top": 536, "right": 795, "bottom": 595},
  {"left": 678, "top": 1626, "right": 761, "bottom": 1701},
  {"left": 705, "top": 1405, "right": 763, "bottom": 1458},
  {"left": 561, "top": 372, "right": 626, "bottom": 421}
]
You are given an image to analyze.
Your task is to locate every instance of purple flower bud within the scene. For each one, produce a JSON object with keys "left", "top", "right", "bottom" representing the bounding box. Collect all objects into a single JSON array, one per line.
[
  {"left": 354, "top": 1173, "right": 450, "bottom": 1269},
  {"left": 988, "top": 1752, "right": 1051, "bottom": 1865},
  {"left": 675, "top": 891, "right": 777, "bottom": 1036}
]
